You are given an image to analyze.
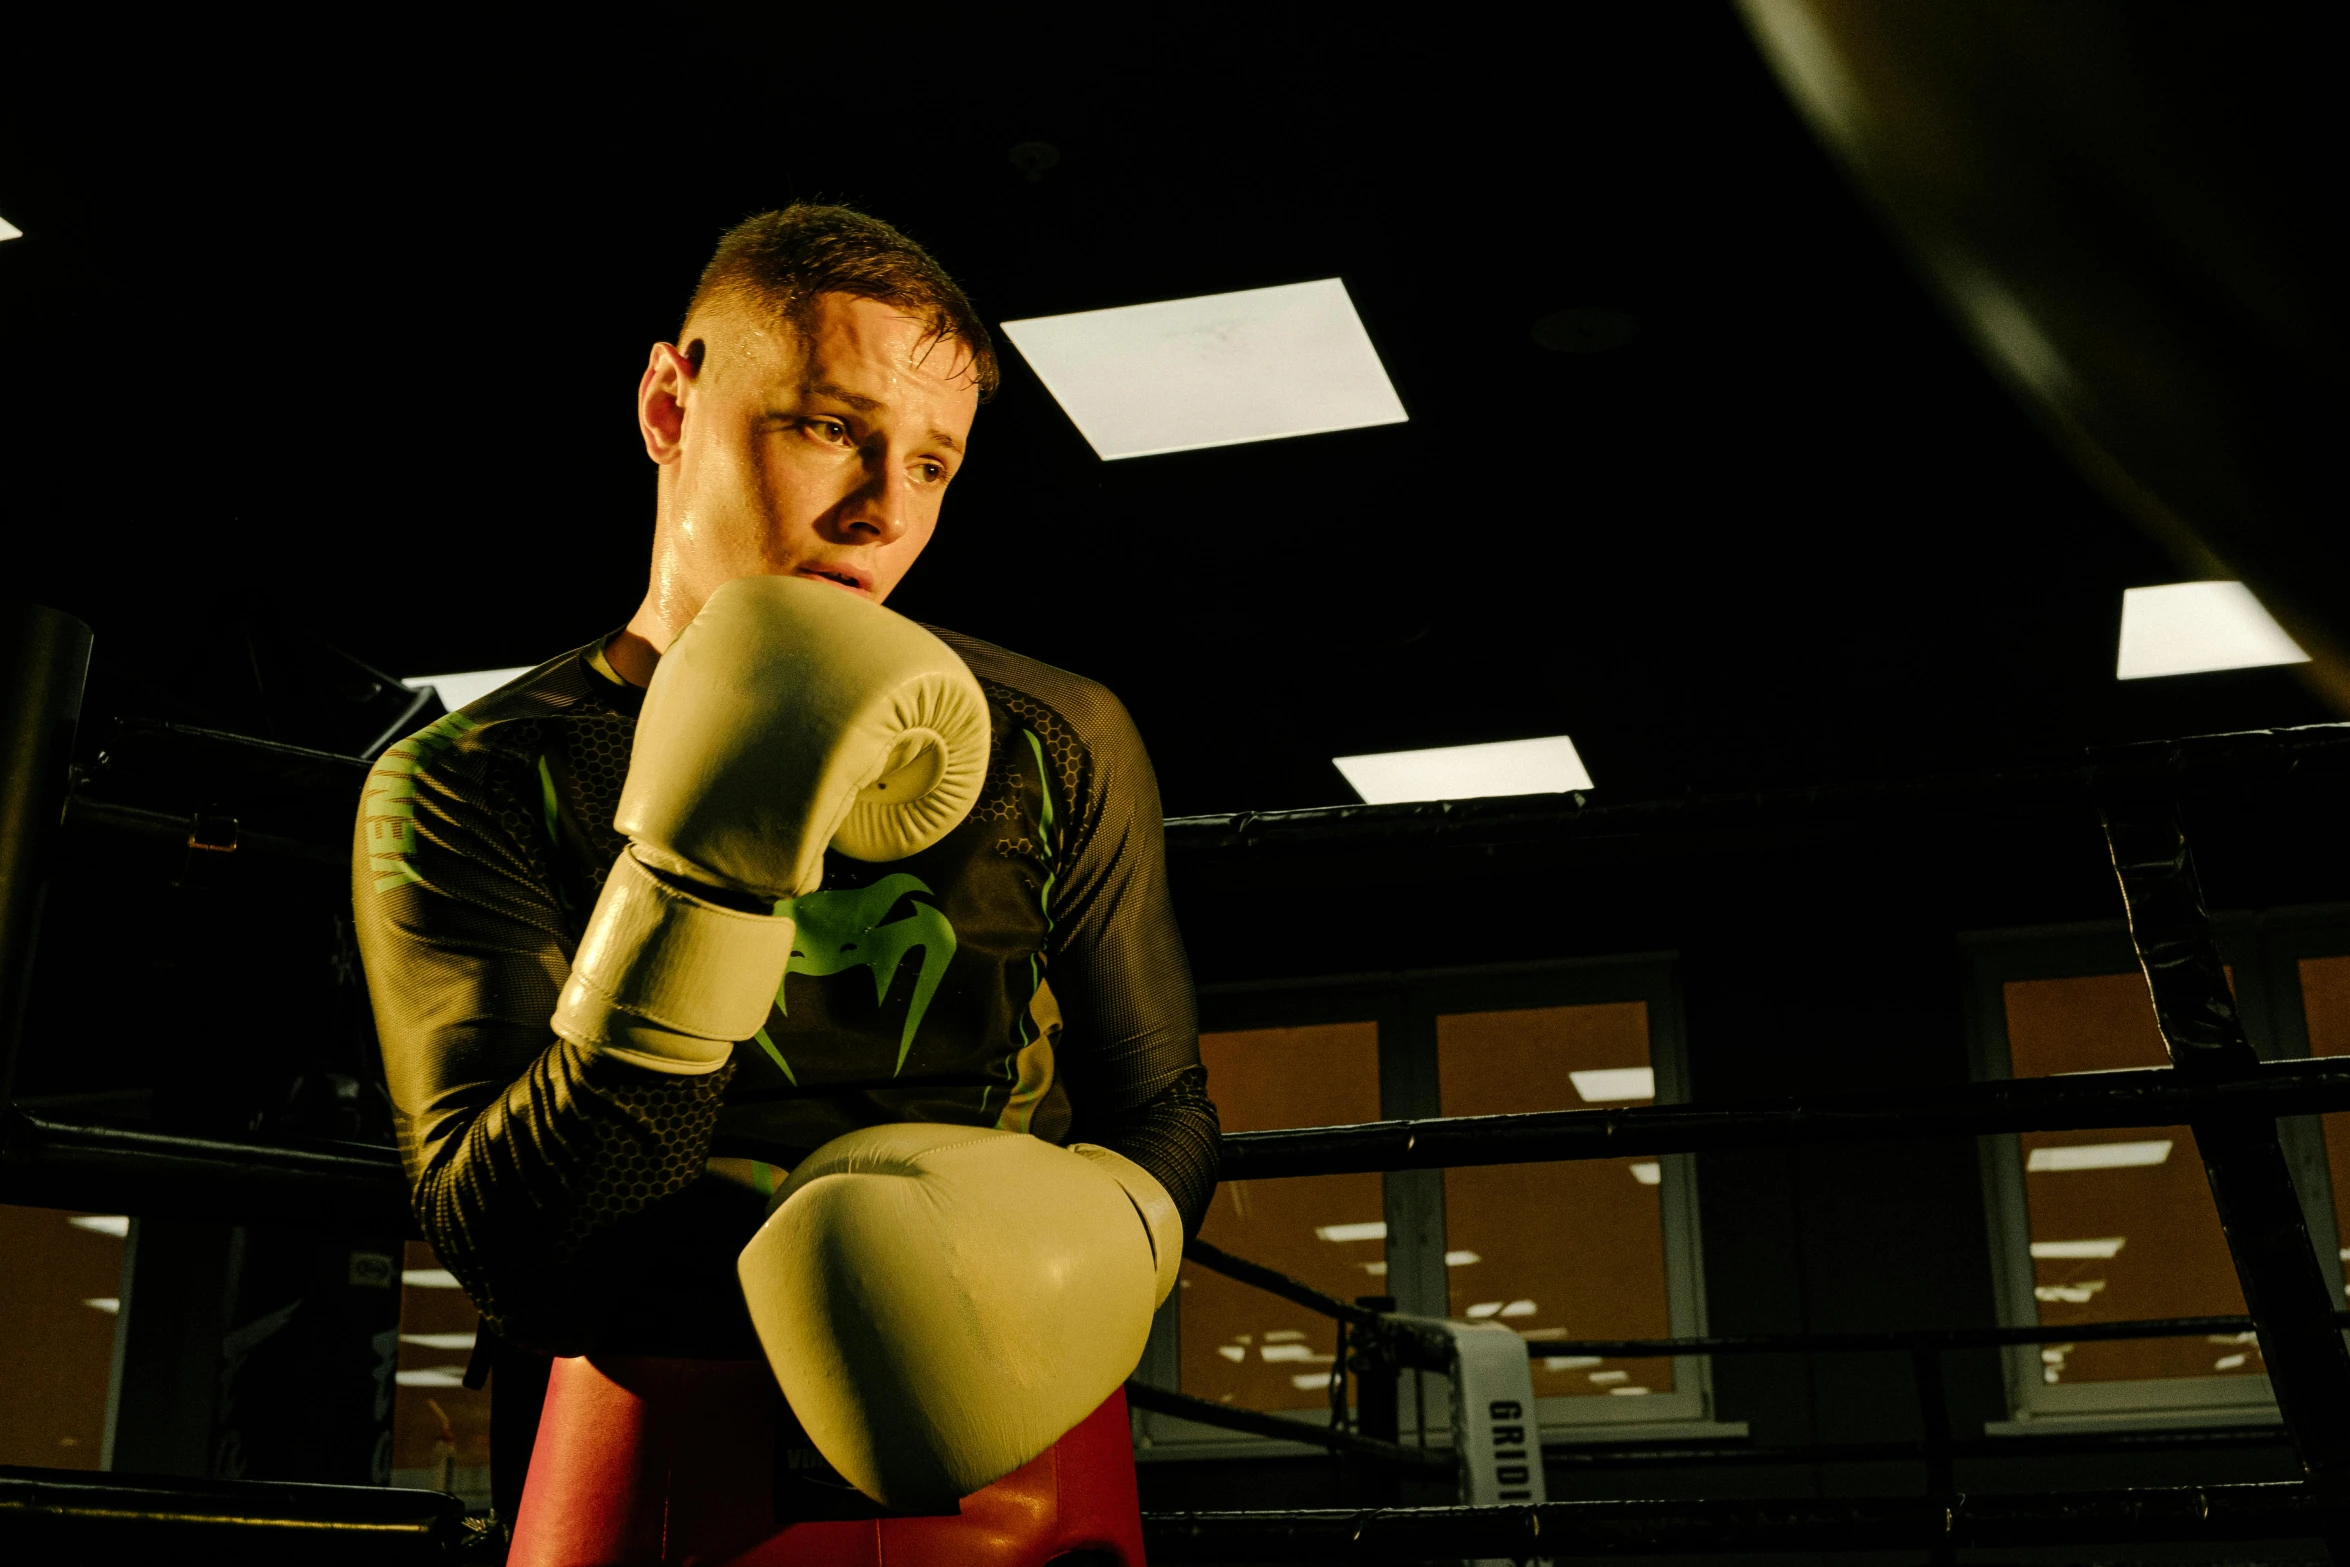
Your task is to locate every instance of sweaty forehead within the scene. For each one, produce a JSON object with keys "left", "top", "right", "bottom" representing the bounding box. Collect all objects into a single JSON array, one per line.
[
  {"left": 797, "top": 294, "right": 978, "bottom": 402},
  {"left": 691, "top": 294, "right": 979, "bottom": 430}
]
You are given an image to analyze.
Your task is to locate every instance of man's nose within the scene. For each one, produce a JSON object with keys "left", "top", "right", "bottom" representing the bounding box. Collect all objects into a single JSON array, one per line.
[{"left": 833, "top": 458, "right": 912, "bottom": 546}]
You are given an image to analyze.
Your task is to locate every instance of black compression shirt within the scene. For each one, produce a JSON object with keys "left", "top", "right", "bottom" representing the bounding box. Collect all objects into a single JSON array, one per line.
[{"left": 352, "top": 629, "right": 1218, "bottom": 1355}]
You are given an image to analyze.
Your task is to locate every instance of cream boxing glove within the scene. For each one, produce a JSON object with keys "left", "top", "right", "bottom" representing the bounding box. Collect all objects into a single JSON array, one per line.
[
  {"left": 552, "top": 576, "right": 989, "bottom": 1073},
  {"left": 738, "top": 1124, "right": 1183, "bottom": 1509}
]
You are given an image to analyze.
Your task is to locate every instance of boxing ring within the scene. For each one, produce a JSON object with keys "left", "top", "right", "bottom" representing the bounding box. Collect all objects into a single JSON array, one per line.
[{"left": 12, "top": 598, "right": 2350, "bottom": 1561}]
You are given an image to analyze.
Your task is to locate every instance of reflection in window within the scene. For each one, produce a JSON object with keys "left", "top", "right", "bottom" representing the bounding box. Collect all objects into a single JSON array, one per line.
[
  {"left": 0, "top": 1206, "right": 123, "bottom": 1467},
  {"left": 2002, "top": 973, "right": 2254, "bottom": 1386},
  {"left": 393, "top": 1240, "right": 491, "bottom": 1504},
  {"left": 1437, "top": 1003, "right": 1673, "bottom": 1398},
  {"left": 1181, "top": 1023, "right": 1383, "bottom": 1413},
  {"left": 2297, "top": 957, "right": 2350, "bottom": 1300}
]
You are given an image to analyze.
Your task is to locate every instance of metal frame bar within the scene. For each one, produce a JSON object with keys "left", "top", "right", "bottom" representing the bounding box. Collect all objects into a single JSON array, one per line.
[
  {"left": 1138, "top": 1484, "right": 2324, "bottom": 1559},
  {"left": 0, "top": 1107, "right": 413, "bottom": 1231},
  {"left": 1164, "top": 719, "right": 2350, "bottom": 863},
  {"left": 1217, "top": 1056, "right": 2350, "bottom": 1180},
  {"left": 0, "top": 1469, "right": 467, "bottom": 1562},
  {"left": 2099, "top": 776, "right": 2350, "bottom": 1549},
  {"left": 1123, "top": 1381, "right": 1449, "bottom": 1474},
  {"left": 14, "top": 1061, "right": 2350, "bottom": 1230},
  {"left": 0, "top": 603, "right": 93, "bottom": 1115}
]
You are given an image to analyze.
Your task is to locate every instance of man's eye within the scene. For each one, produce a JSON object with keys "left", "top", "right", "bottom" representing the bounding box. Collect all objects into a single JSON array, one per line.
[
  {"left": 806, "top": 419, "right": 849, "bottom": 442},
  {"left": 918, "top": 461, "right": 946, "bottom": 483}
]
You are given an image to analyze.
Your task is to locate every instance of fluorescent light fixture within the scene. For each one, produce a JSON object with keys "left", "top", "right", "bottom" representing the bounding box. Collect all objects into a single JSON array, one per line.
[
  {"left": 404, "top": 667, "right": 534, "bottom": 713},
  {"left": 1290, "top": 1373, "right": 1332, "bottom": 1389},
  {"left": 1498, "top": 1300, "right": 1537, "bottom": 1318},
  {"left": 1588, "top": 1369, "right": 1629, "bottom": 1384},
  {"left": 2216, "top": 1352, "right": 2250, "bottom": 1371},
  {"left": 403, "top": 1268, "right": 463, "bottom": 1289},
  {"left": 2035, "top": 1281, "right": 2107, "bottom": 1304},
  {"left": 1443, "top": 1250, "right": 1481, "bottom": 1267},
  {"left": 1001, "top": 279, "right": 1406, "bottom": 461},
  {"left": 1543, "top": 1355, "right": 1602, "bottom": 1371},
  {"left": 1465, "top": 1301, "right": 1504, "bottom": 1319},
  {"left": 0, "top": 215, "right": 21, "bottom": 243},
  {"left": 1333, "top": 735, "right": 1594, "bottom": 806},
  {"left": 2027, "top": 1139, "right": 2173, "bottom": 1172},
  {"left": 1630, "top": 1161, "right": 1662, "bottom": 1186},
  {"left": 1315, "top": 1221, "right": 1388, "bottom": 1243},
  {"left": 69, "top": 1215, "right": 130, "bottom": 1238},
  {"left": 82, "top": 1297, "right": 120, "bottom": 1314},
  {"left": 1360, "top": 1260, "right": 1390, "bottom": 1275},
  {"left": 1259, "top": 1344, "right": 1332, "bottom": 1364},
  {"left": 1261, "top": 1330, "right": 1307, "bottom": 1343},
  {"left": 2031, "top": 1237, "right": 2125, "bottom": 1260},
  {"left": 397, "top": 1368, "right": 466, "bottom": 1388},
  {"left": 1608, "top": 1385, "right": 1653, "bottom": 1396},
  {"left": 1571, "top": 1067, "right": 1655, "bottom": 1102},
  {"left": 1217, "top": 1345, "right": 1245, "bottom": 1362},
  {"left": 402, "top": 1333, "right": 476, "bottom": 1351},
  {"left": 2115, "top": 582, "right": 2307, "bottom": 680}
]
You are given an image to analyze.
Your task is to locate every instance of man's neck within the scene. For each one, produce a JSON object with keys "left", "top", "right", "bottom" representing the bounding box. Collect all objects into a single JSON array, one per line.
[{"left": 605, "top": 618, "right": 662, "bottom": 688}]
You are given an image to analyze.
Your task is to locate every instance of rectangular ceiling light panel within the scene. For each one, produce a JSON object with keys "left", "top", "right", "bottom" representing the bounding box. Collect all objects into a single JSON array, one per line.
[
  {"left": 2029, "top": 1237, "right": 2125, "bottom": 1260},
  {"left": 2115, "top": 581, "right": 2308, "bottom": 680},
  {"left": 1000, "top": 278, "right": 1407, "bottom": 460},
  {"left": 1570, "top": 1067, "right": 1655, "bottom": 1102},
  {"left": 2026, "top": 1139, "right": 2173, "bottom": 1172},
  {"left": 1334, "top": 735, "right": 1594, "bottom": 805}
]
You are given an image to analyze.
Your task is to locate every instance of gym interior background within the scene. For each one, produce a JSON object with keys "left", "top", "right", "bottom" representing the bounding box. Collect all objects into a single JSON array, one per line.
[{"left": 2, "top": 5, "right": 2343, "bottom": 1563}]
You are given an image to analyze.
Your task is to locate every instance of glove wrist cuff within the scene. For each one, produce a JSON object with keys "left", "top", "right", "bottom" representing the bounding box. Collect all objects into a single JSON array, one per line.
[{"left": 553, "top": 846, "right": 795, "bottom": 1058}]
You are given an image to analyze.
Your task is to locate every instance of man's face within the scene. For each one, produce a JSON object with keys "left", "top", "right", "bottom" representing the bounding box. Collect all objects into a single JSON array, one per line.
[{"left": 636, "top": 292, "right": 979, "bottom": 635}]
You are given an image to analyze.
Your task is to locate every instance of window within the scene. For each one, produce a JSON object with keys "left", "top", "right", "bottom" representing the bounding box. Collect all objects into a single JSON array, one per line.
[
  {"left": 2298, "top": 953, "right": 2350, "bottom": 1278},
  {"left": 1968, "top": 916, "right": 2349, "bottom": 1431},
  {"left": 393, "top": 1241, "right": 491, "bottom": 1506},
  {"left": 0, "top": 1206, "right": 123, "bottom": 1467},
  {"left": 1175, "top": 1022, "right": 1385, "bottom": 1418},
  {"left": 1439, "top": 1004, "right": 1680, "bottom": 1407},
  {"left": 1135, "top": 956, "right": 1729, "bottom": 1457}
]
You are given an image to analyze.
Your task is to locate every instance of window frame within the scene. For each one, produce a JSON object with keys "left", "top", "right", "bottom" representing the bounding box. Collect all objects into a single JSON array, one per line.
[
  {"left": 1964, "top": 912, "right": 2349, "bottom": 1434},
  {"left": 1134, "top": 952, "right": 1734, "bottom": 1459}
]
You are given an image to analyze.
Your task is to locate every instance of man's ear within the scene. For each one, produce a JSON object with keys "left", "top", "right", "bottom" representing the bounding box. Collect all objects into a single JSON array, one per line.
[{"left": 637, "top": 340, "right": 701, "bottom": 464}]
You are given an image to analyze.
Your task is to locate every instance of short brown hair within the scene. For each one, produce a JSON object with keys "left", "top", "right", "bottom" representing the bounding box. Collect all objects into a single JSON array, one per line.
[{"left": 684, "top": 204, "right": 998, "bottom": 398}]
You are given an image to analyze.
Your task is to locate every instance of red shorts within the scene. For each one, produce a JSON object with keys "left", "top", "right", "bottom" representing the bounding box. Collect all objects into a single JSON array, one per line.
[{"left": 508, "top": 1356, "right": 1147, "bottom": 1566}]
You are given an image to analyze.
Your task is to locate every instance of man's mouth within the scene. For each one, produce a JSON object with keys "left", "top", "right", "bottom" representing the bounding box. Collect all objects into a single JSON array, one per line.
[{"left": 796, "top": 566, "right": 871, "bottom": 595}]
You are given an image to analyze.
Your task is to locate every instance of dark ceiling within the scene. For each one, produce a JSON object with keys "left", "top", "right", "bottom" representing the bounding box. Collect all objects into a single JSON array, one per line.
[{"left": 3, "top": 8, "right": 2328, "bottom": 816}]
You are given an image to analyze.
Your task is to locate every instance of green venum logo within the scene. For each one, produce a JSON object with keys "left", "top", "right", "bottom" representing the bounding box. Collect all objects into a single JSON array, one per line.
[{"left": 764, "top": 874, "right": 958, "bottom": 1076}]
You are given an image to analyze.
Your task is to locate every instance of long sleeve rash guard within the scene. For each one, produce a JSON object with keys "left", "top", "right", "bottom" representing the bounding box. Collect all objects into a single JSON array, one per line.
[{"left": 352, "top": 629, "right": 1219, "bottom": 1355}]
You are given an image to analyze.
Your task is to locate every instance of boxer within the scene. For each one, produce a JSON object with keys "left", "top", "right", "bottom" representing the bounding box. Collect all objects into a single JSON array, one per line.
[{"left": 354, "top": 205, "right": 1216, "bottom": 1529}]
